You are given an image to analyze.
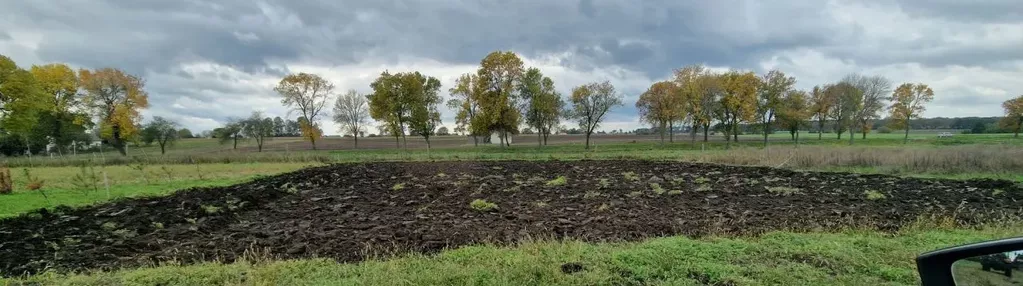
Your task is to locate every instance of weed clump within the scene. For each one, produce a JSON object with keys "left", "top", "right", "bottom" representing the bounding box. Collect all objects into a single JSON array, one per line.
[
  {"left": 391, "top": 183, "right": 405, "bottom": 191},
  {"left": 767, "top": 186, "right": 802, "bottom": 195},
  {"left": 470, "top": 199, "right": 498, "bottom": 211},
  {"left": 622, "top": 172, "right": 640, "bottom": 182},
  {"left": 546, "top": 176, "right": 567, "bottom": 186},
  {"left": 649, "top": 183, "right": 666, "bottom": 195},
  {"left": 865, "top": 190, "right": 886, "bottom": 200}
]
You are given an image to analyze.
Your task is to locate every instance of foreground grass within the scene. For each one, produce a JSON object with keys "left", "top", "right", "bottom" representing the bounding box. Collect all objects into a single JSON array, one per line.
[
  {"left": 7, "top": 224, "right": 1022, "bottom": 285},
  {"left": 1, "top": 163, "right": 317, "bottom": 217}
]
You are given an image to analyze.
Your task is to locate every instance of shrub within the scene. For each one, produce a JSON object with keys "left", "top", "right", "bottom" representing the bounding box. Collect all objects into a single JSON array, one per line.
[
  {"left": 391, "top": 183, "right": 405, "bottom": 191},
  {"left": 877, "top": 126, "right": 892, "bottom": 134},
  {"left": 470, "top": 199, "right": 498, "bottom": 211}
]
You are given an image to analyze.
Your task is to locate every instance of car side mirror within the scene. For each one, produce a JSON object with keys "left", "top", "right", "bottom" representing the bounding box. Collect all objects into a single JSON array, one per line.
[{"left": 917, "top": 237, "right": 1023, "bottom": 285}]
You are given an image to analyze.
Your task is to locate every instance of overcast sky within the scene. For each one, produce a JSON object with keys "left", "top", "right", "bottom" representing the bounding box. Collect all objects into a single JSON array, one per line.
[{"left": 2, "top": 0, "right": 1021, "bottom": 134}]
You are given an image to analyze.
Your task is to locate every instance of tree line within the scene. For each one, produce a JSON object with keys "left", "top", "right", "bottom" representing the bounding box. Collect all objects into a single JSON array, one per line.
[{"left": 3, "top": 51, "right": 1023, "bottom": 157}]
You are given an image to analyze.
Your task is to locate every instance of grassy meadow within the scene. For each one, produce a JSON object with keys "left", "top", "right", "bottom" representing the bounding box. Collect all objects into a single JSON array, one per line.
[{"left": 1, "top": 132, "right": 1022, "bottom": 285}]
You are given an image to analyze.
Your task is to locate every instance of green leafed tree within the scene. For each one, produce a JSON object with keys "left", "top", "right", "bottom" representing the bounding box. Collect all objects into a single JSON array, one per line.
[
  {"left": 518, "top": 67, "right": 563, "bottom": 146},
  {"left": 243, "top": 112, "right": 275, "bottom": 152},
  {"left": 567, "top": 80, "right": 623, "bottom": 150},
  {"left": 141, "top": 116, "right": 179, "bottom": 155},
  {"left": 447, "top": 73, "right": 481, "bottom": 145},
  {"left": 757, "top": 70, "right": 795, "bottom": 147},
  {"left": 215, "top": 119, "right": 244, "bottom": 150},
  {"left": 0, "top": 55, "right": 47, "bottom": 155},
  {"left": 474, "top": 51, "right": 524, "bottom": 147}
]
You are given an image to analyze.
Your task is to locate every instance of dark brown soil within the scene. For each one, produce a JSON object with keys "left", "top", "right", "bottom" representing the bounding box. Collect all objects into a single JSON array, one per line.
[{"left": 2, "top": 160, "right": 1022, "bottom": 276}]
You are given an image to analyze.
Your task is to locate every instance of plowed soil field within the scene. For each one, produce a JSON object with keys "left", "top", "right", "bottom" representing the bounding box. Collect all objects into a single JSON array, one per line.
[{"left": 2, "top": 161, "right": 1021, "bottom": 276}]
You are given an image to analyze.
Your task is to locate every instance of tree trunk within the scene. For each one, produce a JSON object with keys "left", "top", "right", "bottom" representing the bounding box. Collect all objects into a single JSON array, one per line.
[
  {"left": 310, "top": 137, "right": 318, "bottom": 150},
  {"left": 848, "top": 128, "right": 854, "bottom": 145},
  {"left": 690, "top": 120, "right": 697, "bottom": 144},
  {"left": 795, "top": 130, "right": 800, "bottom": 146},
  {"left": 702, "top": 123, "right": 709, "bottom": 142},
  {"left": 112, "top": 126, "right": 128, "bottom": 156},
  {"left": 837, "top": 130, "right": 842, "bottom": 140},
  {"left": 669, "top": 121, "right": 674, "bottom": 143},
  {"left": 762, "top": 113, "right": 772, "bottom": 147},
  {"left": 537, "top": 131, "right": 542, "bottom": 147},
  {"left": 659, "top": 122, "right": 666, "bottom": 144},
  {"left": 585, "top": 132, "right": 592, "bottom": 150},
  {"left": 732, "top": 120, "right": 739, "bottom": 142},
  {"left": 817, "top": 119, "right": 824, "bottom": 140},
  {"left": 160, "top": 143, "right": 166, "bottom": 155},
  {"left": 472, "top": 134, "right": 478, "bottom": 147},
  {"left": 425, "top": 136, "right": 431, "bottom": 151},
  {"left": 904, "top": 125, "right": 910, "bottom": 144},
  {"left": 258, "top": 141, "right": 263, "bottom": 152}
]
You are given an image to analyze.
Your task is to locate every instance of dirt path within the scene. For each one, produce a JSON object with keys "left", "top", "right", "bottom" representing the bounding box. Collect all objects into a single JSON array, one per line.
[{"left": 2, "top": 161, "right": 1021, "bottom": 276}]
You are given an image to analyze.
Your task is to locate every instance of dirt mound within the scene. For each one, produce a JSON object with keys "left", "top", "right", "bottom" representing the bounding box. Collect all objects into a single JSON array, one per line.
[{"left": 2, "top": 161, "right": 1022, "bottom": 276}]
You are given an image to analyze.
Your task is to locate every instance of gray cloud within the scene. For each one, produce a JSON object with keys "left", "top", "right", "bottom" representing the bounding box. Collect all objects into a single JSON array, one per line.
[{"left": 1, "top": 0, "right": 1021, "bottom": 132}]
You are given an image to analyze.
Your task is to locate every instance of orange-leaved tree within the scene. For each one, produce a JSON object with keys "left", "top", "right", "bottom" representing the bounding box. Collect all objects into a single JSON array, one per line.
[
  {"left": 79, "top": 68, "right": 149, "bottom": 156},
  {"left": 887, "top": 83, "right": 934, "bottom": 143},
  {"left": 274, "top": 73, "right": 333, "bottom": 150},
  {"left": 1001, "top": 95, "right": 1023, "bottom": 138}
]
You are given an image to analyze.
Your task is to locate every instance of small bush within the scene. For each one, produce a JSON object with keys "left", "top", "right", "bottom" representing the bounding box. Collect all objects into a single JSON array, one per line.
[
  {"left": 865, "top": 190, "right": 886, "bottom": 200},
  {"left": 598, "top": 178, "right": 610, "bottom": 189},
  {"left": 470, "top": 199, "right": 498, "bottom": 211},
  {"left": 391, "top": 183, "right": 405, "bottom": 191},
  {"left": 546, "top": 176, "right": 567, "bottom": 186},
  {"left": 877, "top": 126, "right": 892, "bottom": 134}
]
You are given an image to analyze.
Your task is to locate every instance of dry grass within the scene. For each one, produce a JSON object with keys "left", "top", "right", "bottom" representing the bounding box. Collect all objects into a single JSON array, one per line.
[{"left": 693, "top": 145, "right": 1023, "bottom": 174}]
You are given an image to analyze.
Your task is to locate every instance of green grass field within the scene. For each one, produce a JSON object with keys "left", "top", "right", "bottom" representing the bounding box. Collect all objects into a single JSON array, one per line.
[
  {"left": 0, "top": 163, "right": 317, "bottom": 217},
  {"left": 6, "top": 223, "right": 1020, "bottom": 286},
  {"left": 2, "top": 133, "right": 1022, "bottom": 285}
]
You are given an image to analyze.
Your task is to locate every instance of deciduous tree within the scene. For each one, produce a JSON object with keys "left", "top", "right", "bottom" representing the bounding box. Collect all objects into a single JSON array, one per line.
[
  {"left": 0, "top": 56, "right": 48, "bottom": 155},
  {"left": 215, "top": 119, "right": 244, "bottom": 149},
  {"left": 518, "top": 67, "right": 563, "bottom": 146},
  {"left": 141, "top": 116, "right": 178, "bottom": 155},
  {"left": 776, "top": 90, "right": 810, "bottom": 145},
  {"left": 809, "top": 85, "right": 833, "bottom": 140},
  {"left": 718, "top": 70, "right": 760, "bottom": 148},
  {"left": 406, "top": 73, "right": 443, "bottom": 150},
  {"left": 757, "top": 70, "right": 795, "bottom": 147},
  {"left": 79, "top": 68, "right": 149, "bottom": 156},
  {"left": 474, "top": 51, "right": 524, "bottom": 147},
  {"left": 274, "top": 73, "right": 333, "bottom": 150},
  {"left": 636, "top": 81, "right": 676, "bottom": 144},
  {"left": 888, "top": 83, "right": 934, "bottom": 143},
  {"left": 1002, "top": 95, "right": 1023, "bottom": 138},
  {"left": 243, "top": 112, "right": 274, "bottom": 152},
  {"left": 567, "top": 81, "right": 622, "bottom": 150},
  {"left": 843, "top": 74, "right": 892, "bottom": 140},
  {"left": 826, "top": 82, "right": 862, "bottom": 142},
  {"left": 332, "top": 89, "right": 370, "bottom": 148},
  {"left": 447, "top": 73, "right": 481, "bottom": 145}
]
